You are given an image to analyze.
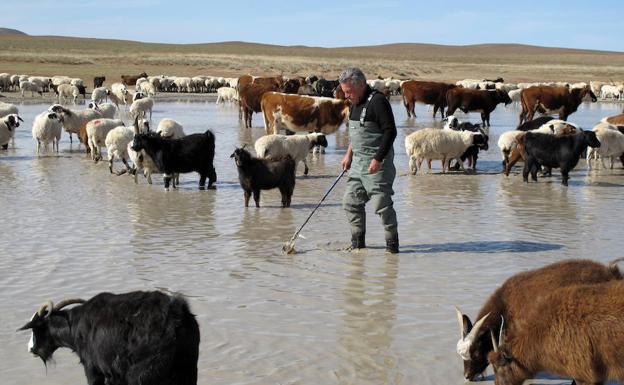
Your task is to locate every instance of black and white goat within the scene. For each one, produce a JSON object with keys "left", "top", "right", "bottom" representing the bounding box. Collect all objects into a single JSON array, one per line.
[
  {"left": 231, "top": 146, "right": 296, "bottom": 207},
  {"left": 19, "top": 291, "right": 200, "bottom": 385}
]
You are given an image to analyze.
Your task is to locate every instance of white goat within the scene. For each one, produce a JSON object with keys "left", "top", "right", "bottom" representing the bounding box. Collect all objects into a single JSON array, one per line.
[
  {"left": 91, "top": 87, "right": 109, "bottom": 104},
  {"left": 105, "top": 125, "right": 135, "bottom": 174},
  {"left": 86, "top": 118, "right": 125, "bottom": 161},
  {"left": 587, "top": 123, "right": 624, "bottom": 169},
  {"left": 254, "top": 133, "right": 328, "bottom": 175},
  {"left": 216, "top": 87, "right": 238, "bottom": 104},
  {"left": 20, "top": 81, "right": 43, "bottom": 97},
  {"left": 32, "top": 111, "right": 63, "bottom": 154},
  {"left": 156, "top": 118, "right": 185, "bottom": 139},
  {"left": 57, "top": 84, "right": 80, "bottom": 104},
  {"left": 404, "top": 128, "right": 484, "bottom": 174},
  {"left": 129, "top": 97, "right": 154, "bottom": 120}
]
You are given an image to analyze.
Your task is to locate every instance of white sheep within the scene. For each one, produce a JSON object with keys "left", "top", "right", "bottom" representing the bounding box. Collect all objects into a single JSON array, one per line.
[
  {"left": 57, "top": 84, "right": 80, "bottom": 104},
  {"left": 105, "top": 125, "right": 135, "bottom": 174},
  {"left": 48, "top": 104, "right": 103, "bottom": 144},
  {"left": 138, "top": 81, "right": 157, "bottom": 97},
  {"left": 20, "top": 80, "right": 43, "bottom": 97},
  {"left": 0, "top": 114, "right": 22, "bottom": 149},
  {"left": 156, "top": 118, "right": 185, "bottom": 138},
  {"left": 88, "top": 101, "right": 117, "bottom": 119},
  {"left": 32, "top": 111, "right": 63, "bottom": 154},
  {"left": 216, "top": 87, "right": 238, "bottom": 104},
  {"left": 110, "top": 83, "right": 129, "bottom": 107},
  {"left": 70, "top": 78, "right": 84, "bottom": 87},
  {"left": 91, "top": 87, "right": 109, "bottom": 104},
  {"left": 404, "top": 128, "right": 483, "bottom": 174},
  {"left": 86, "top": 118, "right": 125, "bottom": 161},
  {"left": 254, "top": 133, "right": 328, "bottom": 175},
  {"left": 508, "top": 89, "right": 522, "bottom": 103},
  {"left": 129, "top": 97, "right": 154, "bottom": 120},
  {"left": 174, "top": 77, "right": 192, "bottom": 92},
  {"left": 587, "top": 122, "right": 624, "bottom": 169},
  {"left": 0, "top": 102, "right": 18, "bottom": 117}
]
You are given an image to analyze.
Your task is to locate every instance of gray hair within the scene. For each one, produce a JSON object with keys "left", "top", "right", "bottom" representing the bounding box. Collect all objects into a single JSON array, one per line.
[{"left": 339, "top": 67, "right": 367, "bottom": 86}]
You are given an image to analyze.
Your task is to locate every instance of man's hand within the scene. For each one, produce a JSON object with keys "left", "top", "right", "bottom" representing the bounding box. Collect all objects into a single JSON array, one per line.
[
  {"left": 368, "top": 159, "right": 381, "bottom": 174},
  {"left": 341, "top": 153, "right": 352, "bottom": 171}
]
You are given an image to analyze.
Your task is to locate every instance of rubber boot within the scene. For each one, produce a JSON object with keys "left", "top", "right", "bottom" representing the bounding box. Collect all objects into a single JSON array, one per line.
[
  {"left": 385, "top": 236, "right": 399, "bottom": 254},
  {"left": 348, "top": 233, "right": 366, "bottom": 251}
]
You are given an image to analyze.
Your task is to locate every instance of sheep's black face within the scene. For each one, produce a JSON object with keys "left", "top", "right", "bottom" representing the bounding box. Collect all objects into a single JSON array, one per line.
[
  {"left": 317, "top": 135, "right": 328, "bottom": 148},
  {"left": 584, "top": 131, "right": 601, "bottom": 148},
  {"left": 499, "top": 91, "right": 512, "bottom": 105},
  {"left": 19, "top": 313, "right": 58, "bottom": 364}
]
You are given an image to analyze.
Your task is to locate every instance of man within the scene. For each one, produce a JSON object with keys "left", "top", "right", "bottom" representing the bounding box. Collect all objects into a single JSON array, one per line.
[{"left": 339, "top": 68, "right": 399, "bottom": 254}]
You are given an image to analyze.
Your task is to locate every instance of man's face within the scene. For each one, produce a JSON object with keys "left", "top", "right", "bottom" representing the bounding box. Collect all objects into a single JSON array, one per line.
[{"left": 340, "top": 80, "right": 366, "bottom": 105}]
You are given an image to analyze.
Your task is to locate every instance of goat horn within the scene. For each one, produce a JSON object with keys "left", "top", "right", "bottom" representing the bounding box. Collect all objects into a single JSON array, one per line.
[
  {"left": 455, "top": 306, "right": 466, "bottom": 338},
  {"left": 37, "top": 300, "right": 54, "bottom": 318},
  {"left": 490, "top": 330, "right": 499, "bottom": 353},
  {"left": 465, "top": 312, "right": 490, "bottom": 342},
  {"left": 54, "top": 298, "right": 86, "bottom": 311},
  {"left": 498, "top": 316, "right": 505, "bottom": 347}
]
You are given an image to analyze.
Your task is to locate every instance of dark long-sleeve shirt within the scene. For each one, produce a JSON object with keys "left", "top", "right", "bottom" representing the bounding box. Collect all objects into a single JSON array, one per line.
[{"left": 348, "top": 86, "right": 397, "bottom": 161}]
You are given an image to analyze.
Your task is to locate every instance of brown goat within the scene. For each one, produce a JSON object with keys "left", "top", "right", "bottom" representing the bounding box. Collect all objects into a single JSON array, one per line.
[
  {"left": 489, "top": 278, "right": 624, "bottom": 385},
  {"left": 121, "top": 72, "right": 148, "bottom": 86},
  {"left": 456, "top": 259, "right": 623, "bottom": 381}
]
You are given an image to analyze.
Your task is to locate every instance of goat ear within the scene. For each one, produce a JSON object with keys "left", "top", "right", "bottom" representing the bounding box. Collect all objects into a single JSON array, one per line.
[
  {"left": 18, "top": 320, "right": 34, "bottom": 331},
  {"left": 230, "top": 152, "right": 235, "bottom": 158}
]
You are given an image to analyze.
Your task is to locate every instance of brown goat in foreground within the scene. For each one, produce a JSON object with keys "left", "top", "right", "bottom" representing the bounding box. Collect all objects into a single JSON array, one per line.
[
  {"left": 489, "top": 279, "right": 624, "bottom": 385},
  {"left": 455, "top": 258, "right": 623, "bottom": 381}
]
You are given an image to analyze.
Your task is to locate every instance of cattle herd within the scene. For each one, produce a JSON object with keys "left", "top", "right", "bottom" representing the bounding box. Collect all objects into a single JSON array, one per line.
[{"left": 3, "top": 71, "right": 624, "bottom": 384}]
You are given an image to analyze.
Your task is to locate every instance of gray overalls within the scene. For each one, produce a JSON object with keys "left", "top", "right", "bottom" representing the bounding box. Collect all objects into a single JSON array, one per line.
[{"left": 342, "top": 92, "right": 398, "bottom": 242}]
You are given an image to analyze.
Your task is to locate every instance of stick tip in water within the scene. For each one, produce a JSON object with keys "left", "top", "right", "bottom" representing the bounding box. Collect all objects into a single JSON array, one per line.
[{"left": 282, "top": 243, "right": 296, "bottom": 255}]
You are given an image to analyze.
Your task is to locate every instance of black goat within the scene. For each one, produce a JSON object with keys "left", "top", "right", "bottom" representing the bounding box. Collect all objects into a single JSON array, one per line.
[
  {"left": 93, "top": 76, "right": 106, "bottom": 88},
  {"left": 131, "top": 130, "right": 217, "bottom": 190},
  {"left": 19, "top": 291, "right": 199, "bottom": 385},
  {"left": 516, "top": 116, "right": 555, "bottom": 131},
  {"left": 231, "top": 147, "right": 296, "bottom": 207},
  {"left": 519, "top": 131, "right": 601, "bottom": 186},
  {"left": 446, "top": 119, "right": 489, "bottom": 171}
]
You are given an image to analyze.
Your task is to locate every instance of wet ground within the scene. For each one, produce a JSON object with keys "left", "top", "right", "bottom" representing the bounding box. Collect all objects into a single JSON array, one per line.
[{"left": 1, "top": 96, "right": 623, "bottom": 385}]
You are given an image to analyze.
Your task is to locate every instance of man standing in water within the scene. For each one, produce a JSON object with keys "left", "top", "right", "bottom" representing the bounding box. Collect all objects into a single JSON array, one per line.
[{"left": 339, "top": 68, "right": 399, "bottom": 254}]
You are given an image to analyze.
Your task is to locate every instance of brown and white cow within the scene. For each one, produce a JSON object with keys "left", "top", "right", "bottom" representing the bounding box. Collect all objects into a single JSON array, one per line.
[
  {"left": 401, "top": 80, "right": 456, "bottom": 118},
  {"left": 446, "top": 88, "right": 511, "bottom": 127},
  {"left": 519, "top": 85, "right": 597, "bottom": 125},
  {"left": 261, "top": 92, "right": 349, "bottom": 135}
]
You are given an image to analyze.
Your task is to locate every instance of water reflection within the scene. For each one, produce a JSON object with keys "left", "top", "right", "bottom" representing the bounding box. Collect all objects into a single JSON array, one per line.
[{"left": 338, "top": 253, "right": 400, "bottom": 385}]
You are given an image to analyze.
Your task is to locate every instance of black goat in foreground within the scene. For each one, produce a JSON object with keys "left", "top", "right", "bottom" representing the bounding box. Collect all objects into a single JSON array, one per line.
[
  {"left": 19, "top": 291, "right": 200, "bottom": 385},
  {"left": 131, "top": 129, "right": 217, "bottom": 190},
  {"left": 231, "top": 147, "right": 296, "bottom": 207}
]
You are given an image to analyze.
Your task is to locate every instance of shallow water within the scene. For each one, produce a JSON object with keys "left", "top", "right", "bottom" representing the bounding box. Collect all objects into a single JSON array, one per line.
[{"left": 1, "top": 97, "right": 623, "bottom": 385}]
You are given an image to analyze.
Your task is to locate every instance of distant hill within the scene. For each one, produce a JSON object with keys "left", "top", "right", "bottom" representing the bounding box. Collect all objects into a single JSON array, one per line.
[{"left": 0, "top": 28, "right": 27, "bottom": 36}]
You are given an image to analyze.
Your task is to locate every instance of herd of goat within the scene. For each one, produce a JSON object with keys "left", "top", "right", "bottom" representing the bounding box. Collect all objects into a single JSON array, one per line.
[{"left": 4, "top": 72, "right": 624, "bottom": 384}]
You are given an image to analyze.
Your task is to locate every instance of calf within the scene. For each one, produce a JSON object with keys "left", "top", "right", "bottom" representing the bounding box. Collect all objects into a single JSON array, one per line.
[
  {"left": 19, "top": 291, "right": 199, "bottom": 385},
  {"left": 121, "top": 72, "right": 148, "bottom": 86},
  {"left": 519, "top": 85, "right": 597, "bottom": 124},
  {"left": 401, "top": 80, "right": 456, "bottom": 118},
  {"left": 230, "top": 147, "right": 296, "bottom": 208},
  {"left": 519, "top": 130, "right": 601, "bottom": 186},
  {"left": 238, "top": 82, "right": 280, "bottom": 128},
  {"left": 456, "top": 258, "right": 623, "bottom": 381},
  {"left": 446, "top": 88, "right": 511, "bottom": 127},
  {"left": 131, "top": 130, "right": 217, "bottom": 190},
  {"left": 489, "top": 279, "right": 624, "bottom": 385}
]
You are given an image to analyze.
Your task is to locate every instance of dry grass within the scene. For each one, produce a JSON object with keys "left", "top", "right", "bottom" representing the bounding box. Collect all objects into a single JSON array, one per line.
[{"left": 0, "top": 35, "right": 623, "bottom": 87}]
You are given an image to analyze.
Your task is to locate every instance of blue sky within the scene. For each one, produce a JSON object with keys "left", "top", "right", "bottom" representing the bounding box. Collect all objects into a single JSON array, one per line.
[{"left": 6, "top": 0, "right": 624, "bottom": 52}]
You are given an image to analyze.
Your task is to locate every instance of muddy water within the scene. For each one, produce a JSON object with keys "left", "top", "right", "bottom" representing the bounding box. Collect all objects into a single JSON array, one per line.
[{"left": 1, "top": 97, "right": 623, "bottom": 385}]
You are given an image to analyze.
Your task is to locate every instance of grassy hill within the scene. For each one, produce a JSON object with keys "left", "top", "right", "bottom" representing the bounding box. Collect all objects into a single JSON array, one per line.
[{"left": 0, "top": 34, "right": 623, "bottom": 85}]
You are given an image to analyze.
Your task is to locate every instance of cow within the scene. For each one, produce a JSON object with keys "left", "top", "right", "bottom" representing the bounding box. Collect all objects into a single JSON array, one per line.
[
  {"left": 519, "top": 85, "right": 597, "bottom": 124},
  {"left": 260, "top": 92, "right": 349, "bottom": 136},
  {"left": 121, "top": 72, "right": 148, "bottom": 86},
  {"left": 239, "top": 82, "right": 281, "bottom": 128},
  {"left": 446, "top": 88, "right": 512, "bottom": 127},
  {"left": 401, "top": 80, "right": 456, "bottom": 118}
]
